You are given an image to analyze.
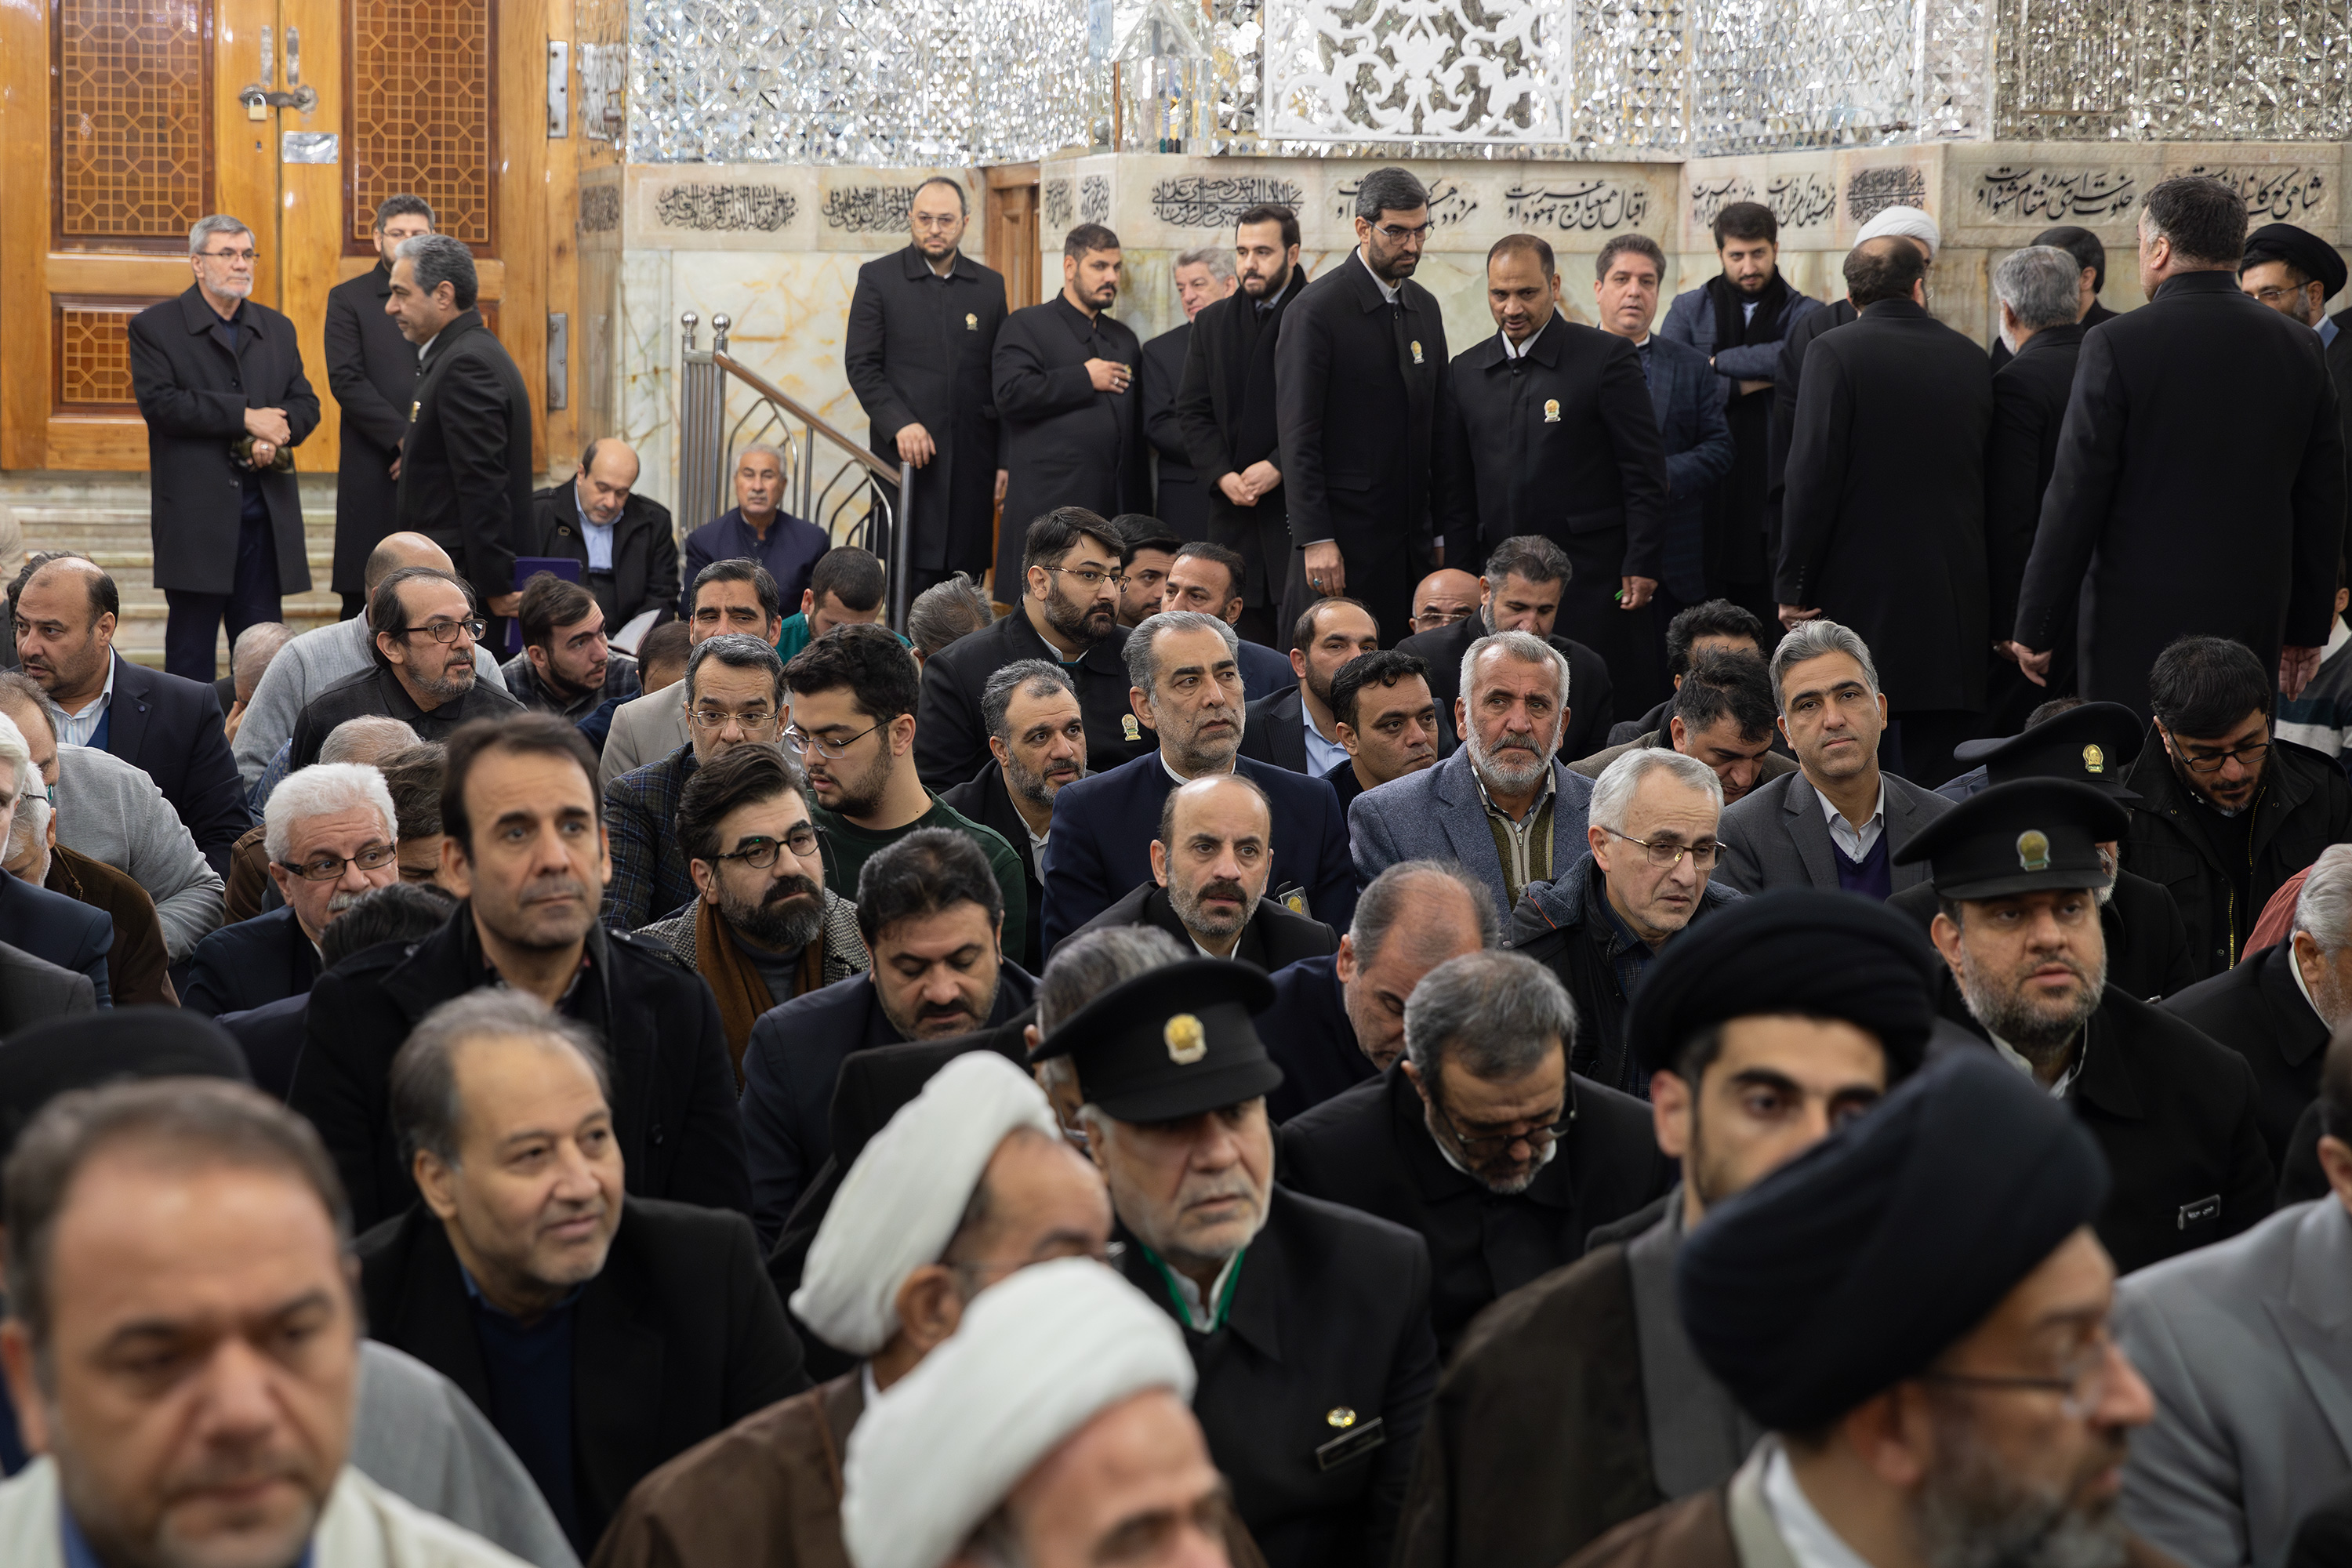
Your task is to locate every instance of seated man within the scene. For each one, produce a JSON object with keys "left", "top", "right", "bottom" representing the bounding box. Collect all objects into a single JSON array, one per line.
[
  {"left": 786, "top": 624, "right": 1027, "bottom": 960},
  {"left": 364, "top": 990, "right": 806, "bottom": 1553},
  {"left": 0, "top": 755, "right": 169, "bottom": 1011},
  {"left": 1512, "top": 749, "right": 1741, "bottom": 1095},
  {"left": 774, "top": 545, "right": 891, "bottom": 662},
  {"left": 940, "top": 659, "right": 1084, "bottom": 975},
  {"left": 903, "top": 572, "right": 991, "bottom": 669},
  {"left": 1410, "top": 567, "right": 1483, "bottom": 634},
  {"left": 1394, "top": 535, "right": 1615, "bottom": 763},
  {"left": 592, "top": 1051, "right": 1113, "bottom": 1567},
  {"left": 601, "top": 632, "right": 785, "bottom": 931},
  {"left": 740, "top": 828, "right": 1034, "bottom": 1244},
  {"left": 185, "top": 762, "right": 400, "bottom": 1017},
  {"left": 1602, "top": 598, "right": 1768, "bottom": 747},
  {"left": 600, "top": 559, "right": 784, "bottom": 789},
  {"left": 1717, "top": 619, "right": 1950, "bottom": 900},
  {"left": 1325, "top": 650, "right": 1440, "bottom": 812},
  {"left": 1281, "top": 949, "right": 1669, "bottom": 1356},
  {"left": 1069, "top": 771, "right": 1336, "bottom": 971},
  {"left": 1112, "top": 514, "right": 1181, "bottom": 629},
  {"left": 1352, "top": 630, "right": 1593, "bottom": 924},
  {"left": 1572, "top": 647, "right": 1793, "bottom": 808},
  {"left": 1396, "top": 889, "right": 1934, "bottom": 1568},
  {"left": 0, "top": 712, "right": 110, "bottom": 1006},
  {"left": 531, "top": 437, "right": 679, "bottom": 633},
  {"left": 381, "top": 742, "right": 454, "bottom": 891},
  {"left": 228, "top": 715, "right": 417, "bottom": 921},
  {"left": 1905, "top": 777, "right": 2274, "bottom": 1273},
  {"left": 1163, "top": 539, "right": 1298, "bottom": 699},
  {"left": 681, "top": 442, "right": 829, "bottom": 613},
  {"left": 499, "top": 572, "right": 640, "bottom": 721},
  {"left": 1238, "top": 596, "right": 1381, "bottom": 775},
  {"left": 220, "top": 619, "right": 294, "bottom": 745},
  {"left": 634, "top": 744, "right": 868, "bottom": 1079},
  {"left": 289, "top": 566, "right": 521, "bottom": 771},
  {"left": 296, "top": 713, "right": 749, "bottom": 1232}
]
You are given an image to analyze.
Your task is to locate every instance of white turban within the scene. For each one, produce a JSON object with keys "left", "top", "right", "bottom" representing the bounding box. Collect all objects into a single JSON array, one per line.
[
  {"left": 791, "top": 1051, "right": 1062, "bottom": 1356},
  {"left": 1854, "top": 204, "right": 1941, "bottom": 255},
  {"left": 842, "top": 1258, "right": 1197, "bottom": 1568}
]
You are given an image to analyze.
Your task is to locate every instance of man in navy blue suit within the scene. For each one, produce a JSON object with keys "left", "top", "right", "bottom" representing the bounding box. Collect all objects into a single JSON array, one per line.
[
  {"left": 0, "top": 711, "right": 111, "bottom": 1005},
  {"left": 1039, "top": 610, "right": 1357, "bottom": 953}
]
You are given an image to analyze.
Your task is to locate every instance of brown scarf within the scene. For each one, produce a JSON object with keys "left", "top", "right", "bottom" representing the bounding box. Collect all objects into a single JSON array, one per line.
[{"left": 695, "top": 898, "right": 824, "bottom": 1086}]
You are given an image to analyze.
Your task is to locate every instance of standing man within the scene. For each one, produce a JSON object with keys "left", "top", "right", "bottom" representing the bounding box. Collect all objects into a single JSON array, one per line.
[
  {"left": 1163, "top": 539, "right": 1298, "bottom": 699},
  {"left": 1780, "top": 236, "right": 1994, "bottom": 786},
  {"left": 1180, "top": 205, "right": 1310, "bottom": 646},
  {"left": 2241, "top": 221, "right": 2352, "bottom": 583},
  {"left": 844, "top": 176, "right": 1007, "bottom": 595},
  {"left": 532, "top": 437, "right": 678, "bottom": 634},
  {"left": 1279, "top": 168, "right": 1452, "bottom": 641},
  {"left": 1444, "top": 234, "right": 1671, "bottom": 710},
  {"left": 388, "top": 233, "right": 532, "bottom": 640},
  {"left": 1142, "top": 247, "right": 1235, "bottom": 541},
  {"left": 992, "top": 225, "right": 1146, "bottom": 595},
  {"left": 127, "top": 214, "right": 318, "bottom": 684},
  {"left": 2013, "top": 175, "right": 2346, "bottom": 715},
  {"left": 681, "top": 443, "right": 832, "bottom": 612},
  {"left": 1661, "top": 201, "right": 1820, "bottom": 630},
  {"left": 325, "top": 194, "right": 433, "bottom": 620},
  {"left": 1990, "top": 223, "right": 2118, "bottom": 372}
]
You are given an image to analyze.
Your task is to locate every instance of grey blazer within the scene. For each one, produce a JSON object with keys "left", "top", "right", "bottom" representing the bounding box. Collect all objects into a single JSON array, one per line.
[
  {"left": 55, "top": 743, "right": 227, "bottom": 962},
  {"left": 2117, "top": 1200, "right": 2352, "bottom": 1568},
  {"left": 0, "top": 940, "right": 96, "bottom": 1029},
  {"left": 1715, "top": 769, "right": 1951, "bottom": 897},
  {"left": 597, "top": 685, "right": 691, "bottom": 789},
  {"left": 1347, "top": 746, "right": 1594, "bottom": 926}
]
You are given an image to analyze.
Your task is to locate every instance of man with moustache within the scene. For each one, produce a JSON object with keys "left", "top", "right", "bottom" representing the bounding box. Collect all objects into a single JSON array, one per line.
[
  {"left": 1238, "top": 596, "right": 1382, "bottom": 777},
  {"left": 1396, "top": 535, "right": 1617, "bottom": 764},
  {"left": 942, "top": 660, "right": 1086, "bottom": 975},
  {"left": 681, "top": 445, "right": 833, "bottom": 612},
  {"left": 325, "top": 194, "right": 434, "bottom": 619},
  {"left": 2240, "top": 223, "right": 2352, "bottom": 514},
  {"left": 288, "top": 565, "right": 521, "bottom": 771},
  {"left": 1572, "top": 648, "right": 1795, "bottom": 809},
  {"left": 1143, "top": 247, "right": 1236, "bottom": 540},
  {"left": 1180, "top": 204, "right": 1311, "bottom": 645},
  {"left": 1325, "top": 648, "right": 1440, "bottom": 811}
]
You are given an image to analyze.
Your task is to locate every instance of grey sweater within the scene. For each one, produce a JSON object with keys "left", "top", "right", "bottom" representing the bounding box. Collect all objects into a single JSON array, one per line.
[
  {"left": 55, "top": 743, "right": 227, "bottom": 961},
  {"left": 233, "top": 615, "right": 503, "bottom": 788}
]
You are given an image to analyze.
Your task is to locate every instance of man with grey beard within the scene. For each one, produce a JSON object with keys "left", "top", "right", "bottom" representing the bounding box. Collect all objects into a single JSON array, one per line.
[{"left": 1901, "top": 777, "right": 2274, "bottom": 1274}]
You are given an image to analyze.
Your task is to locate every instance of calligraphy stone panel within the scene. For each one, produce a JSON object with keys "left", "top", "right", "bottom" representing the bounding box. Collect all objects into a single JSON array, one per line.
[
  {"left": 810, "top": 169, "right": 971, "bottom": 251},
  {"left": 1944, "top": 145, "right": 2161, "bottom": 249},
  {"left": 1677, "top": 152, "right": 1851, "bottom": 252},
  {"left": 629, "top": 168, "right": 819, "bottom": 252},
  {"left": 2165, "top": 147, "right": 2345, "bottom": 240},
  {"left": 1149, "top": 172, "right": 1311, "bottom": 229}
]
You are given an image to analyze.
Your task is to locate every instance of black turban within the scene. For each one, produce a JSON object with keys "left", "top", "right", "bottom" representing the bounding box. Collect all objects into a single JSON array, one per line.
[
  {"left": 1626, "top": 887, "right": 1940, "bottom": 1081},
  {"left": 0, "top": 1007, "right": 250, "bottom": 1175},
  {"left": 1677, "top": 1048, "right": 2109, "bottom": 1431},
  {"left": 2243, "top": 222, "right": 2348, "bottom": 301}
]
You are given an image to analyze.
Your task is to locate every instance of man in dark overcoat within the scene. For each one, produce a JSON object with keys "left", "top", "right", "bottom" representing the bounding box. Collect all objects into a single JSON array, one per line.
[
  {"left": 325, "top": 195, "right": 433, "bottom": 619},
  {"left": 843, "top": 176, "right": 1007, "bottom": 595},
  {"left": 127, "top": 213, "right": 319, "bottom": 683},
  {"left": 1139, "top": 246, "right": 1232, "bottom": 542}
]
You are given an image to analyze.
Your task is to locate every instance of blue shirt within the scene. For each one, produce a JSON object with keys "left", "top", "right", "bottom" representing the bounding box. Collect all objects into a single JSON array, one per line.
[{"left": 460, "top": 1264, "right": 585, "bottom": 1548}]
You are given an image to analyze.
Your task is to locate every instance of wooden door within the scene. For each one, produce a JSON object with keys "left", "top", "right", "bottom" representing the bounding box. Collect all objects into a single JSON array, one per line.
[{"left": 985, "top": 164, "right": 1042, "bottom": 312}]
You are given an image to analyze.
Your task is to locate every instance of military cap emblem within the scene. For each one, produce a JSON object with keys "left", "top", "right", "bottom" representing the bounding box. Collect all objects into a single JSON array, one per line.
[
  {"left": 1410, "top": 340, "right": 1424, "bottom": 365},
  {"left": 1543, "top": 398, "right": 1561, "bottom": 423},
  {"left": 2016, "top": 829, "right": 2051, "bottom": 872},
  {"left": 2082, "top": 743, "right": 2104, "bottom": 775},
  {"left": 1122, "top": 714, "right": 1142, "bottom": 741},
  {"left": 1164, "top": 1014, "right": 1207, "bottom": 1065},
  {"left": 1327, "top": 1407, "right": 1358, "bottom": 1428},
  {"left": 965, "top": 311, "right": 978, "bottom": 329}
]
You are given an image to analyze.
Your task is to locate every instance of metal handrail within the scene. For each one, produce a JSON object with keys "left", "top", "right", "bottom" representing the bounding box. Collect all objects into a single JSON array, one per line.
[{"left": 677, "top": 312, "right": 916, "bottom": 630}]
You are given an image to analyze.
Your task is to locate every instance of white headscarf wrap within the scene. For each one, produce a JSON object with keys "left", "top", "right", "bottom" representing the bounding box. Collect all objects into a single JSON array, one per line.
[
  {"left": 841, "top": 1258, "right": 1197, "bottom": 1568},
  {"left": 1853, "top": 204, "right": 1941, "bottom": 256},
  {"left": 790, "top": 1050, "right": 1062, "bottom": 1356}
]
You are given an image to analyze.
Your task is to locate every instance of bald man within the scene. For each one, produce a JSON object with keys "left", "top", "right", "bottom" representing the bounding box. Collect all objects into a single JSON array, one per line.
[
  {"left": 532, "top": 437, "right": 680, "bottom": 633},
  {"left": 1411, "top": 568, "right": 1483, "bottom": 633}
]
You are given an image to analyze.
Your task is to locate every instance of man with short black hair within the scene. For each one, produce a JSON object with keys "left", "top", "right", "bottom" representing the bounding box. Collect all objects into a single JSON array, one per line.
[
  {"left": 600, "top": 557, "right": 785, "bottom": 787},
  {"left": 1604, "top": 597, "right": 1766, "bottom": 746},
  {"left": 1144, "top": 247, "right": 1235, "bottom": 541},
  {"left": 1110, "top": 513, "right": 1181, "bottom": 628},
  {"left": 941, "top": 659, "right": 1083, "bottom": 974},
  {"left": 774, "top": 545, "right": 890, "bottom": 662},
  {"left": 1163, "top": 539, "right": 1295, "bottom": 699},
  {"left": 532, "top": 437, "right": 680, "bottom": 634},
  {"left": 288, "top": 566, "right": 522, "bottom": 771},
  {"left": 1396, "top": 534, "right": 1617, "bottom": 762},
  {"left": 1575, "top": 647, "right": 1793, "bottom": 807},
  {"left": 326, "top": 194, "right": 434, "bottom": 619},
  {"left": 501, "top": 571, "right": 641, "bottom": 720},
  {"left": 1327, "top": 648, "right": 1439, "bottom": 810},
  {"left": 1239, "top": 596, "right": 1380, "bottom": 775}
]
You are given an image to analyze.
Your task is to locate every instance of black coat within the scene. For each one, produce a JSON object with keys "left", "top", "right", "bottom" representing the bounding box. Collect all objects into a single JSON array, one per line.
[
  {"left": 1441, "top": 318, "right": 1671, "bottom": 706},
  {"left": 1068, "top": 880, "right": 1337, "bottom": 971},
  {"left": 2161, "top": 941, "right": 2329, "bottom": 1171},
  {"left": 2013, "top": 272, "right": 2347, "bottom": 715},
  {"left": 1779, "top": 299, "right": 1994, "bottom": 713},
  {"left": 126, "top": 288, "right": 318, "bottom": 595},
  {"left": 1143, "top": 322, "right": 1211, "bottom": 539},
  {"left": 396, "top": 310, "right": 532, "bottom": 602},
  {"left": 287, "top": 661, "right": 523, "bottom": 773},
  {"left": 532, "top": 482, "right": 681, "bottom": 630},
  {"left": 1766, "top": 298, "right": 1858, "bottom": 515},
  {"left": 990, "top": 296, "right": 1146, "bottom": 590},
  {"left": 939, "top": 763, "right": 1046, "bottom": 976},
  {"left": 1394, "top": 613, "right": 1616, "bottom": 767},
  {"left": 913, "top": 607, "right": 1150, "bottom": 790},
  {"left": 1259, "top": 953, "right": 1377, "bottom": 1124},
  {"left": 1117, "top": 1185, "right": 1439, "bottom": 1568},
  {"left": 2332, "top": 309, "right": 2352, "bottom": 539},
  {"left": 844, "top": 246, "right": 1007, "bottom": 577},
  {"left": 1238, "top": 684, "right": 1311, "bottom": 774},
  {"left": 1985, "top": 322, "right": 2086, "bottom": 644},
  {"left": 2290, "top": 1475, "right": 2352, "bottom": 1568},
  {"left": 0, "top": 869, "right": 113, "bottom": 1005},
  {"left": 1278, "top": 1064, "right": 1672, "bottom": 1356},
  {"left": 103, "top": 652, "right": 252, "bottom": 871},
  {"left": 1887, "top": 865, "right": 2195, "bottom": 1007},
  {"left": 1180, "top": 272, "right": 1310, "bottom": 610},
  {"left": 1988, "top": 297, "right": 2117, "bottom": 372},
  {"left": 1276, "top": 254, "right": 1452, "bottom": 640},
  {"left": 357, "top": 1197, "right": 808, "bottom": 1549},
  {"left": 2121, "top": 732, "right": 2352, "bottom": 980},
  {"left": 183, "top": 906, "right": 317, "bottom": 1018},
  {"left": 324, "top": 260, "right": 419, "bottom": 595},
  {"left": 293, "top": 908, "right": 750, "bottom": 1232}
]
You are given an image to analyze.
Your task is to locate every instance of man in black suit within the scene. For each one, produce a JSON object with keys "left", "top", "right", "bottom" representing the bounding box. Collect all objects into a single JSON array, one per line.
[
  {"left": 1443, "top": 233, "right": 1671, "bottom": 710},
  {"left": 990, "top": 223, "right": 1146, "bottom": 593},
  {"left": 13, "top": 555, "right": 249, "bottom": 873},
  {"left": 1068, "top": 772, "right": 1337, "bottom": 970},
  {"left": 1239, "top": 596, "right": 1379, "bottom": 776},
  {"left": 287, "top": 567, "right": 522, "bottom": 771},
  {"left": 325, "top": 194, "right": 433, "bottom": 619},
  {"left": 127, "top": 213, "right": 319, "bottom": 683},
  {"left": 844, "top": 176, "right": 1007, "bottom": 593},
  {"left": 1160, "top": 539, "right": 1296, "bottom": 699},
  {"left": 915, "top": 508, "right": 1151, "bottom": 789},
  {"left": 939, "top": 659, "right": 1087, "bottom": 976},
  {"left": 531, "top": 438, "right": 678, "bottom": 633},
  {"left": 1142, "top": 247, "right": 1233, "bottom": 542},
  {"left": 1989, "top": 223, "right": 2118, "bottom": 373},
  {"left": 1780, "top": 237, "right": 1994, "bottom": 787},
  {"left": 1278, "top": 168, "right": 1453, "bottom": 642},
  {"left": 388, "top": 233, "right": 532, "bottom": 637},
  {"left": 1395, "top": 535, "right": 1616, "bottom": 764},
  {"left": 2013, "top": 176, "right": 2347, "bottom": 717},
  {"left": 363, "top": 989, "right": 805, "bottom": 1553},
  {"left": 1179, "top": 203, "right": 1310, "bottom": 646}
]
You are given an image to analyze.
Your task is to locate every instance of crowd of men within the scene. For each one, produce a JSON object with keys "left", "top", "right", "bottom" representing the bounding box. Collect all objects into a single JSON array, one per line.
[{"left": 9, "top": 162, "right": 2352, "bottom": 1568}]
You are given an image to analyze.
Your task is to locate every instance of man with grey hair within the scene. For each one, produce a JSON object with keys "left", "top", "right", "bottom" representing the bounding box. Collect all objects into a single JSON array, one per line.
[
  {"left": 288, "top": 564, "right": 521, "bottom": 771},
  {"left": 1718, "top": 619, "right": 1951, "bottom": 900},
  {"left": 1039, "top": 608, "right": 1356, "bottom": 949},
  {"left": 0, "top": 710, "right": 112, "bottom": 1005},
  {"left": 221, "top": 619, "right": 293, "bottom": 743},
  {"left": 1511, "top": 746, "right": 1741, "bottom": 1094},
  {"left": 389, "top": 230, "right": 532, "bottom": 633},
  {"left": 327, "top": 194, "right": 436, "bottom": 618},
  {"left": 680, "top": 444, "right": 830, "bottom": 614},
  {"left": 1352, "top": 628, "right": 1593, "bottom": 923},
  {"left": 903, "top": 572, "right": 992, "bottom": 666},
  {"left": 1282, "top": 946, "right": 1669, "bottom": 1355},
  {"left": 942, "top": 658, "right": 1083, "bottom": 974},
  {"left": 1142, "top": 245, "right": 1238, "bottom": 541},
  {"left": 127, "top": 213, "right": 318, "bottom": 682}
]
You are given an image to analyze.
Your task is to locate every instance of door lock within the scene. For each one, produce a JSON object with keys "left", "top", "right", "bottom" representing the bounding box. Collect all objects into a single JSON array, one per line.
[{"left": 241, "top": 84, "right": 318, "bottom": 118}]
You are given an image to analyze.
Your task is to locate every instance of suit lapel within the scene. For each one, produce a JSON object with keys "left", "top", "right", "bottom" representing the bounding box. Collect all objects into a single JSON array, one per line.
[
  {"left": 392, "top": 1220, "right": 494, "bottom": 1410},
  {"left": 1780, "top": 776, "right": 1843, "bottom": 891},
  {"left": 105, "top": 654, "right": 151, "bottom": 764},
  {"left": 1274, "top": 688, "right": 1308, "bottom": 774},
  {"left": 1434, "top": 755, "right": 1504, "bottom": 887},
  {"left": 2269, "top": 1203, "right": 2352, "bottom": 1467},
  {"left": 1886, "top": 783, "right": 1932, "bottom": 893}
]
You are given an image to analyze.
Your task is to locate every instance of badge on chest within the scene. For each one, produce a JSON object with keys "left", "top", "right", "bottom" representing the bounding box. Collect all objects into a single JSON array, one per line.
[
  {"left": 1314, "top": 1410, "right": 1386, "bottom": 1472},
  {"left": 967, "top": 312, "right": 978, "bottom": 330},
  {"left": 1543, "top": 398, "right": 1560, "bottom": 423},
  {"left": 1410, "top": 340, "right": 1424, "bottom": 365}
]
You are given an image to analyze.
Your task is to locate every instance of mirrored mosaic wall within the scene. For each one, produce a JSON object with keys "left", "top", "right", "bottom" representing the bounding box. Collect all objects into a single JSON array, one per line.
[{"left": 623, "top": 0, "right": 2352, "bottom": 162}]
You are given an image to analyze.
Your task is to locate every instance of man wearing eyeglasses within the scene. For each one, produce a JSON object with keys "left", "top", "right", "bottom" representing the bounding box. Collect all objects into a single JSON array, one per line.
[
  {"left": 183, "top": 762, "right": 399, "bottom": 1017},
  {"left": 286, "top": 566, "right": 521, "bottom": 771}
]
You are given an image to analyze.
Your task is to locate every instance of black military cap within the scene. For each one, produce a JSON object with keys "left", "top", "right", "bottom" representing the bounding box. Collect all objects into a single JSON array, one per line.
[
  {"left": 2243, "top": 222, "right": 2350, "bottom": 300},
  {"left": 0, "top": 1007, "right": 252, "bottom": 1178},
  {"left": 1893, "top": 778, "right": 2128, "bottom": 900},
  {"left": 1949, "top": 701, "right": 2143, "bottom": 800},
  {"left": 1027, "top": 958, "right": 1283, "bottom": 1122}
]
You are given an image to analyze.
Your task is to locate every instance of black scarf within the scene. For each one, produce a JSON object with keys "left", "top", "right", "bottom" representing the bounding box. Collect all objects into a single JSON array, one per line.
[{"left": 1705, "top": 269, "right": 1792, "bottom": 355}]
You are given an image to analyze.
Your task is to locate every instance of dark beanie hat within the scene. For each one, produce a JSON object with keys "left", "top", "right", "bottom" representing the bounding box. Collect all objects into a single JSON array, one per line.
[
  {"left": 1676, "top": 1048, "right": 2109, "bottom": 1431},
  {"left": 0, "top": 1007, "right": 251, "bottom": 1176},
  {"left": 1626, "top": 887, "right": 1940, "bottom": 1081}
]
